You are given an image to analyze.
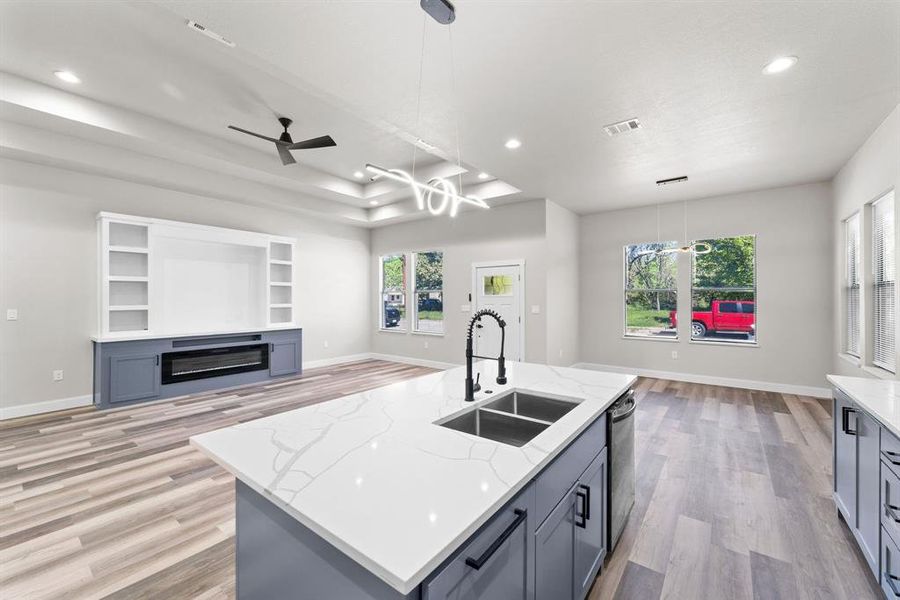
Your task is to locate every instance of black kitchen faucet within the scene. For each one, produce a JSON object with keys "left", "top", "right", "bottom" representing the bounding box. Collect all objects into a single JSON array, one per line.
[{"left": 465, "top": 309, "right": 507, "bottom": 402}]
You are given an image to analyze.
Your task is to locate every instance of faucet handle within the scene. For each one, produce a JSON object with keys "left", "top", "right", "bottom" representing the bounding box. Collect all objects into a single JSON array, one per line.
[{"left": 473, "top": 373, "right": 481, "bottom": 393}]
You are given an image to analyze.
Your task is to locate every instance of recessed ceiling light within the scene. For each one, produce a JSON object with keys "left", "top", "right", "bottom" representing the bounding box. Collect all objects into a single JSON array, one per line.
[
  {"left": 369, "top": 200, "right": 378, "bottom": 206},
  {"left": 53, "top": 70, "right": 81, "bottom": 84},
  {"left": 504, "top": 138, "right": 521, "bottom": 150},
  {"left": 353, "top": 171, "right": 364, "bottom": 179},
  {"left": 762, "top": 56, "right": 798, "bottom": 75},
  {"left": 478, "top": 172, "right": 490, "bottom": 180}
]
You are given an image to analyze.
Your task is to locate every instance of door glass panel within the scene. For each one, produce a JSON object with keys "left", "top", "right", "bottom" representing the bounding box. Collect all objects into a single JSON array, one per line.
[{"left": 483, "top": 274, "right": 514, "bottom": 296}]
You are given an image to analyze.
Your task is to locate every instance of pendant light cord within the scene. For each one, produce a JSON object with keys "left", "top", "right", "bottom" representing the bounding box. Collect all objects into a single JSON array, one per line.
[
  {"left": 412, "top": 13, "right": 427, "bottom": 180},
  {"left": 448, "top": 24, "right": 463, "bottom": 194}
]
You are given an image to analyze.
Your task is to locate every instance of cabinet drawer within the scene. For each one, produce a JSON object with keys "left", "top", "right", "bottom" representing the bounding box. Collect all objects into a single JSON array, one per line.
[
  {"left": 423, "top": 484, "right": 533, "bottom": 600},
  {"left": 884, "top": 462, "right": 900, "bottom": 548},
  {"left": 883, "top": 428, "right": 900, "bottom": 479},
  {"left": 883, "top": 526, "right": 900, "bottom": 598},
  {"left": 535, "top": 413, "right": 606, "bottom": 527}
]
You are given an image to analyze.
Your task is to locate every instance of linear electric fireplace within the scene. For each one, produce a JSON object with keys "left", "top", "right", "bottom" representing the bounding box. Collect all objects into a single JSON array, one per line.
[{"left": 161, "top": 344, "right": 270, "bottom": 385}]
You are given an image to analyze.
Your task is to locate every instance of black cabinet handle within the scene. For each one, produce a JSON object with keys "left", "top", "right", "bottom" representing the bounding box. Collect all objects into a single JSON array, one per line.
[
  {"left": 156, "top": 355, "right": 159, "bottom": 366},
  {"left": 842, "top": 406, "right": 857, "bottom": 435},
  {"left": 886, "top": 451, "right": 900, "bottom": 466},
  {"left": 886, "top": 503, "right": 900, "bottom": 523},
  {"left": 887, "top": 573, "right": 900, "bottom": 596},
  {"left": 465, "top": 508, "right": 527, "bottom": 571},
  {"left": 579, "top": 483, "right": 591, "bottom": 520},
  {"left": 575, "top": 488, "right": 588, "bottom": 529}
]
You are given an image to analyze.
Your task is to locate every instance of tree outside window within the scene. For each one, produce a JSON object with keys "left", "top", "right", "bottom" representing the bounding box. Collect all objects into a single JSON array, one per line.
[
  {"left": 691, "top": 235, "right": 756, "bottom": 343},
  {"left": 624, "top": 242, "right": 678, "bottom": 338},
  {"left": 414, "top": 251, "right": 443, "bottom": 334},
  {"left": 380, "top": 254, "right": 406, "bottom": 330}
]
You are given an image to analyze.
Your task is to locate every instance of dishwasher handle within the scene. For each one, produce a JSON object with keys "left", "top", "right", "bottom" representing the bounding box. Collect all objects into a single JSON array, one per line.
[{"left": 612, "top": 390, "right": 636, "bottom": 423}]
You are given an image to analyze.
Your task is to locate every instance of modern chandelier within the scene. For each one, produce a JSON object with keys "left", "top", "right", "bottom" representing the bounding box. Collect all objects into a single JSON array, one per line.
[
  {"left": 637, "top": 201, "right": 712, "bottom": 257},
  {"left": 367, "top": 0, "right": 489, "bottom": 218}
]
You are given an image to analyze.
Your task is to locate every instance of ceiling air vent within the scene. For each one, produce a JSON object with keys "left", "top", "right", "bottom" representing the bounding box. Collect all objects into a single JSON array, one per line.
[
  {"left": 603, "top": 118, "right": 642, "bottom": 137},
  {"left": 656, "top": 175, "right": 688, "bottom": 186},
  {"left": 186, "top": 20, "right": 236, "bottom": 48}
]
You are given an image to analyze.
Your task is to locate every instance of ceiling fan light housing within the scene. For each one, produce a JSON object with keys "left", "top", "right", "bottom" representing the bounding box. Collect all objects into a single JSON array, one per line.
[{"left": 420, "top": 0, "right": 455, "bottom": 24}]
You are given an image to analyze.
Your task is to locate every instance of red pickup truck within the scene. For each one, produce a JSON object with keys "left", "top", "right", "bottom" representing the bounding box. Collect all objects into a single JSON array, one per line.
[{"left": 670, "top": 300, "right": 755, "bottom": 338}]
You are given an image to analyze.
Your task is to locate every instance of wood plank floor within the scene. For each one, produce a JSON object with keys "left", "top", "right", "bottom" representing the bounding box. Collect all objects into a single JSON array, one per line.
[{"left": 0, "top": 362, "right": 882, "bottom": 599}]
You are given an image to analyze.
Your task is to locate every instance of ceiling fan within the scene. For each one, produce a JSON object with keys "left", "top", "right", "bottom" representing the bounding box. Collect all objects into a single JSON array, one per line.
[{"left": 228, "top": 117, "right": 336, "bottom": 165}]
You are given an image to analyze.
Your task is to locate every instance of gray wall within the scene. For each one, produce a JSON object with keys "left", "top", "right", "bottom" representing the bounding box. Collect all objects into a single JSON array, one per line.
[
  {"left": 831, "top": 104, "right": 900, "bottom": 378},
  {"left": 579, "top": 182, "right": 834, "bottom": 390},
  {"left": 0, "top": 159, "right": 371, "bottom": 413},
  {"left": 369, "top": 200, "right": 548, "bottom": 365},
  {"left": 545, "top": 201, "right": 580, "bottom": 366}
]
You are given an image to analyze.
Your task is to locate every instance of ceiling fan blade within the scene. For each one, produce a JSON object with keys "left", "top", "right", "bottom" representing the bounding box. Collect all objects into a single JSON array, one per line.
[
  {"left": 288, "top": 135, "right": 336, "bottom": 150},
  {"left": 228, "top": 125, "right": 279, "bottom": 143},
  {"left": 276, "top": 143, "right": 296, "bottom": 165}
]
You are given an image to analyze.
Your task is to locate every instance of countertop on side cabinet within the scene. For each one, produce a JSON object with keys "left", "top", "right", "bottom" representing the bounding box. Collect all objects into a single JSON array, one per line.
[
  {"left": 827, "top": 374, "right": 900, "bottom": 439},
  {"left": 190, "top": 361, "right": 635, "bottom": 595}
]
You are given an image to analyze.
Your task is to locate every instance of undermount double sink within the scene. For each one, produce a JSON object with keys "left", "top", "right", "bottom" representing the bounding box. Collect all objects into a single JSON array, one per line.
[{"left": 437, "top": 390, "right": 580, "bottom": 447}]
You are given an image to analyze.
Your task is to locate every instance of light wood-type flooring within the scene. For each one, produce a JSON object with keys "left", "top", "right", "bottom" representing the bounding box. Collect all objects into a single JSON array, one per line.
[{"left": 0, "top": 361, "right": 881, "bottom": 599}]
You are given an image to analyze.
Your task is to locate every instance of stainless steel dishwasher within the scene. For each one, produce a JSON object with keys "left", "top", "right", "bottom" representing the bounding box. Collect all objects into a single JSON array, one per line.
[{"left": 607, "top": 389, "right": 636, "bottom": 552}]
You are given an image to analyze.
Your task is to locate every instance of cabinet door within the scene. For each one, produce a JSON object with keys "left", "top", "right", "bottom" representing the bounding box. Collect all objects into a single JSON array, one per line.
[
  {"left": 423, "top": 488, "right": 531, "bottom": 600},
  {"left": 535, "top": 487, "right": 576, "bottom": 600},
  {"left": 834, "top": 390, "right": 858, "bottom": 524},
  {"left": 883, "top": 526, "right": 900, "bottom": 598},
  {"left": 857, "top": 411, "right": 881, "bottom": 577},
  {"left": 109, "top": 353, "right": 160, "bottom": 404},
  {"left": 269, "top": 341, "right": 300, "bottom": 376},
  {"left": 574, "top": 448, "right": 607, "bottom": 600}
]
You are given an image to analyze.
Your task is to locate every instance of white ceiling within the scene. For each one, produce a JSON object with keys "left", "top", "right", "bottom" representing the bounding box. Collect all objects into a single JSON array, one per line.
[{"left": 1, "top": 1, "right": 899, "bottom": 220}]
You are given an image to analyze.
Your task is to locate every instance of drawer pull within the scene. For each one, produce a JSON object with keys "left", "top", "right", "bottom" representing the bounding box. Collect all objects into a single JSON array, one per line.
[
  {"left": 842, "top": 406, "right": 857, "bottom": 435},
  {"left": 886, "top": 451, "right": 900, "bottom": 466},
  {"left": 887, "top": 503, "right": 900, "bottom": 523},
  {"left": 887, "top": 573, "right": 900, "bottom": 596},
  {"left": 465, "top": 509, "right": 527, "bottom": 571},
  {"left": 575, "top": 487, "right": 589, "bottom": 529}
]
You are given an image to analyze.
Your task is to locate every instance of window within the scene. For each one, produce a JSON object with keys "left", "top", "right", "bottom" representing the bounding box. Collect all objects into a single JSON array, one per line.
[
  {"left": 845, "top": 213, "right": 861, "bottom": 357},
  {"left": 624, "top": 242, "right": 678, "bottom": 338},
  {"left": 380, "top": 254, "right": 407, "bottom": 330},
  {"left": 691, "top": 235, "right": 756, "bottom": 343},
  {"left": 413, "top": 251, "right": 443, "bottom": 334},
  {"left": 873, "top": 191, "right": 895, "bottom": 372}
]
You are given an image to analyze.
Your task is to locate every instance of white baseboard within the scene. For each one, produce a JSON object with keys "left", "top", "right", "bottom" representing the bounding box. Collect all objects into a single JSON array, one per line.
[
  {"left": 302, "top": 353, "right": 374, "bottom": 370},
  {"left": 368, "top": 353, "right": 459, "bottom": 371},
  {"left": 0, "top": 394, "right": 94, "bottom": 421},
  {"left": 571, "top": 362, "right": 831, "bottom": 399}
]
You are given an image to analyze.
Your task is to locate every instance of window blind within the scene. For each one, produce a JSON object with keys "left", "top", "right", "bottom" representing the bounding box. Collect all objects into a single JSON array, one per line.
[
  {"left": 873, "top": 192, "right": 895, "bottom": 372},
  {"left": 846, "top": 214, "right": 861, "bottom": 357}
]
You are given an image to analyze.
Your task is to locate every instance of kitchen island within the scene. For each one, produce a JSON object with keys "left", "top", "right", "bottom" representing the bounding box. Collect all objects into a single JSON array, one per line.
[{"left": 191, "top": 361, "right": 635, "bottom": 599}]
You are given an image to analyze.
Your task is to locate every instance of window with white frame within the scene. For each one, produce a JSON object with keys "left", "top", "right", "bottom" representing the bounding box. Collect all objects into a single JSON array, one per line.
[
  {"left": 872, "top": 191, "right": 895, "bottom": 372},
  {"left": 624, "top": 242, "right": 678, "bottom": 338},
  {"left": 691, "top": 235, "right": 756, "bottom": 344},
  {"left": 380, "top": 254, "right": 407, "bottom": 330},
  {"left": 413, "top": 251, "right": 444, "bottom": 334},
  {"left": 845, "top": 213, "right": 861, "bottom": 357}
]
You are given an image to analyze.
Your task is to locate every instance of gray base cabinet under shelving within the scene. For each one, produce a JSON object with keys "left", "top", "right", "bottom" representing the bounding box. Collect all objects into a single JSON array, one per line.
[
  {"left": 93, "top": 328, "right": 302, "bottom": 408},
  {"left": 234, "top": 406, "right": 615, "bottom": 600}
]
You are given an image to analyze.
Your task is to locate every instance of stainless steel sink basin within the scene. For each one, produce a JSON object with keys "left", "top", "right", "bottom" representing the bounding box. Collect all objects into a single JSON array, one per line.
[
  {"left": 481, "top": 391, "right": 577, "bottom": 423},
  {"left": 436, "top": 390, "right": 580, "bottom": 447},
  {"left": 438, "top": 407, "right": 549, "bottom": 447}
]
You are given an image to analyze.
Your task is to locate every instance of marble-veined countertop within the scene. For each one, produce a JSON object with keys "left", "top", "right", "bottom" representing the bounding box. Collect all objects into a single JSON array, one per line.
[
  {"left": 827, "top": 374, "right": 900, "bottom": 439},
  {"left": 190, "top": 361, "right": 635, "bottom": 594}
]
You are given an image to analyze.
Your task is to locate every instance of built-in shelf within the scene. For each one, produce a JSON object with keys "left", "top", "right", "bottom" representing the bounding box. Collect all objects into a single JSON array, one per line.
[
  {"left": 269, "top": 259, "right": 292, "bottom": 266},
  {"left": 109, "top": 305, "right": 150, "bottom": 311},
  {"left": 269, "top": 282, "right": 292, "bottom": 287},
  {"left": 267, "top": 240, "right": 294, "bottom": 327},
  {"left": 269, "top": 303, "right": 292, "bottom": 309},
  {"left": 108, "top": 245, "right": 149, "bottom": 254},
  {"left": 109, "top": 276, "right": 149, "bottom": 282}
]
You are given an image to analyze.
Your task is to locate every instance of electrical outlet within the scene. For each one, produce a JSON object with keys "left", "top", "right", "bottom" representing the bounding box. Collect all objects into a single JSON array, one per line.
[
  {"left": 531, "top": 305, "right": 541, "bottom": 314},
  {"left": 6, "top": 309, "right": 17, "bottom": 321},
  {"left": 671, "top": 351, "right": 678, "bottom": 360},
  {"left": 323, "top": 340, "right": 329, "bottom": 349},
  {"left": 52, "top": 369, "right": 64, "bottom": 382}
]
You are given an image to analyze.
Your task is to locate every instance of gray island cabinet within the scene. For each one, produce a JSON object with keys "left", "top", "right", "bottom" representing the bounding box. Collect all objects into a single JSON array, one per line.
[
  {"left": 191, "top": 362, "right": 634, "bottom": 600},
  {"left": 829, "top": 375, "right": 900, "bottom": 598}
]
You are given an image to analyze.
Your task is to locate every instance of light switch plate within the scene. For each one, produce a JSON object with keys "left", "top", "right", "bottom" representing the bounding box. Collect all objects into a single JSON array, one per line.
[
  {"left": 531, "top": 305, "right": 541, "bottom": 314},
  {"left": 460, "top": 304, "right": 471, "bottom": 312},
  {"left": 52, "top": 369, "right": 64, "bottom": 381},
  {"left": 6, "top": 309, "right": 17, "bottom": 321}
]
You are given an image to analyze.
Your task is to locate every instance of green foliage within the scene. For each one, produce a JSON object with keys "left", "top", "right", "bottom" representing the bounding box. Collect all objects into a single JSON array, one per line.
[
  {"left": 415, "top": 252, "right": 443, "bottom": 290},
  {"left": 417, "top": 310, "right": 444, "bottom": 321},
  {"left": 625, "top": 242, "right": 677, "bottom": 290},
  {"left": 382, "top": 255, "right": 405, "bottom": 290},
  {"left": 625, "top": 307, "right": 671, "bottom": 328},
  {"left": 693, "top": 236, "right": 755, "bottom": 288}
]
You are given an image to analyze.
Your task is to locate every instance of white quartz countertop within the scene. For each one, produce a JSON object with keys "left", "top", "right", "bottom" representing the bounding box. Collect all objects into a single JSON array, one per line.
[
  {"left": 190, "top": 361, "right": 635, "bottom": 594},
  {"left": 828, "top": 374, "right": 900, "bottom": 439}
]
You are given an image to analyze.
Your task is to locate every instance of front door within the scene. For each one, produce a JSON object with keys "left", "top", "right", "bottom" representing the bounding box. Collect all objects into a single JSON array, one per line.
[{"left": 473, "top": 263, "right": 523, "bottom": 362}]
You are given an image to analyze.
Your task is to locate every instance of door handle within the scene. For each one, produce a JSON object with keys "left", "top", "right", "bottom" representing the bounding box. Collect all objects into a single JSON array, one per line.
[
  {"left": 842, "top": 406, "right": 857, "bottom": 435},
  {"left": 579, "top": 483, "right": 591, "bottom": 520},
  {"left": 575, "top": 487, "right": 588, "bottom": 529},
  {"left": 465, "top": 508, "right": 527, "bottom": 570}
]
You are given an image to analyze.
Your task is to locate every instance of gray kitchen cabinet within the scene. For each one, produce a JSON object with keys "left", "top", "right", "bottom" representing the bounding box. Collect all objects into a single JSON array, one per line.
[
  {"left": 269, "top": 339, "right": 300, "bottom": 376},
  {"left": 574, "top": 448, "right": 608, "bottom": 599},
  {"left": 423, "top": 484, "right": 533, "bottom": 600},
  {"left": 534, "top": 485, "right": 576, "bottom": 600},
  {"left": 857, "top": 410, "right": 881, "bottom": 576},
  {"left": 834, "top": 388, "right": 858, "bottom": 523},
  {"left": 883, "top": 525, "right": 900, "bottom": 599},
  {"left": 109, "top": 352, "right": 160, "bottom": 404}
]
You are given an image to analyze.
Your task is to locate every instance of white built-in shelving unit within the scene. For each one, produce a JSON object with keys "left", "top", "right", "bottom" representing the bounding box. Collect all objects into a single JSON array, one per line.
[{"left": 97, "top": 212, "right": 297, "bottom": 340}]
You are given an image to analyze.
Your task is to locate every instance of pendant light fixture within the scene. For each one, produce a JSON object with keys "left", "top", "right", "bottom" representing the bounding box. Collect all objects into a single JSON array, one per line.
[
  {"left": 638, "top": 201, "right": 711, "bottom": 257},
  {"left": 367, "top": 3, "right": 489, "bottom": 218}
]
